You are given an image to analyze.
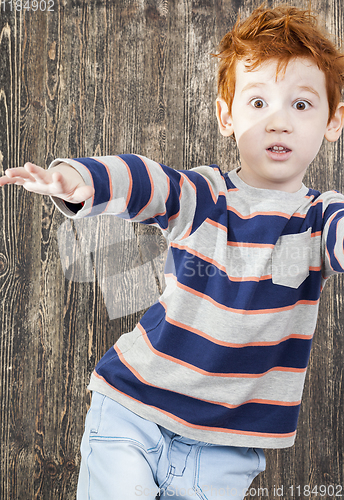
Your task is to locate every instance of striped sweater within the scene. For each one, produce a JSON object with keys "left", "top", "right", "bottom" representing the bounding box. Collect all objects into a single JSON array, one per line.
[{"left": 49, "top": 154, "right": 344, "bottom": 449}]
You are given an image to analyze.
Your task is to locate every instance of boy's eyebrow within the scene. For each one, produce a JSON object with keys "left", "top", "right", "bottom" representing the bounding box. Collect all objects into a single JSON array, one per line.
[
  {"left": 296, "top": 85, "right": 320, "bottom": 99},
  {"left": 240, "top": 83, "right": 320, "bottom": 99},
  {"left": 241, "top": 82, "right": 266, "bottom": 93}
]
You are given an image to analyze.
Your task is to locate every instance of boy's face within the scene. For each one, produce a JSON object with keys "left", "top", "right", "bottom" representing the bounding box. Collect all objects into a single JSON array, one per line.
[{"left": 216, "top": 57, "right": 344, "bottom": 192}]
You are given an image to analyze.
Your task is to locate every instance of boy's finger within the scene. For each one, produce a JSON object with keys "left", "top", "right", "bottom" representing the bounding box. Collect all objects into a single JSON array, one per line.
[
  {"left": 5, "top": 167, "right": 35, "bottom": 180},
  {"left": 24, "top": 163, "right": 52, "bottom": 184},
  {"left": 0, "top": 176, "right": 15, "bottom": 186},
  {"left": 24, "top": 162, "right": 43, "bottom": 171},
  {"left": 0, "top": 176, "right": 26, "bottom": 185},
  {"left": 51, "top": 171, "right": 67, "bottom": 190}
]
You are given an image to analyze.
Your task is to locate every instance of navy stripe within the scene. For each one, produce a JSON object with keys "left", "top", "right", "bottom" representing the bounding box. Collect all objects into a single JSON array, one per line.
[
  {"left": 326, "top": 211, "right": 344, "bottom": 271},
  {"left": 95, "top": 356, "right": 300, "bottom": 435},
  {"left": 227, "top": 212, "right": 290, "bottom": 244},
  {"left": 225, "top": 202, "right": 324, "bottom": 238},
  {"left": 301, "top": 204, "right": 324, "bottom": 234},
  {"left": 324, "top": 205, "right": 344, "bottom": 271},
  {"left": 224, "top": 172, "right": 238, "bottom": 191},
  {"left": 146, "top": 322, "right": 313, "bottom": 373},
  {"left": 306, "top": 188, "right": 321, "bottom": 199},
  {"left": 139, "top": 301, "right": 166, "bottom": 332},
  {"left": 73, "top": 157, "right": 110, "bottom": 215},
  {"left": 281, "top": 214, "right": 320, "bottom": 236},
  {"left": 324, "top": 204, "right": 344, "bottom": 226},
  {"left": 206, "top": 195, "right": 229, "bottom": 228},
  {"left": 118, "top": 154, "right": 152, "bottom": 218},
  {"left": 160, "top": 163, "right": 182, "bottom": 221},
  {"left": 211, "top": 204, "right": 323, "bottom": 238},
  {"left": 181, "top": 170, "right": 218, "bottom": 235},
  {"left": 140, "top": 163, "right": 182, "bottom": 229},
  {"left": 171, "top": 246, "right": 322, "bottom": 310}
]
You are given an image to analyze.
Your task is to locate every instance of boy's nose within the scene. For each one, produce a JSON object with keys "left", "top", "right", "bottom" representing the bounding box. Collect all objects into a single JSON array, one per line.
[{"left": 265, "top": 111, "right": 293, "bottom": 134}]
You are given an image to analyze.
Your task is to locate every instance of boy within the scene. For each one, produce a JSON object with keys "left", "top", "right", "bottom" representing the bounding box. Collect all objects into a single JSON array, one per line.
[{"left": 1, "top": 4, "right": 344, "bottom": 500}]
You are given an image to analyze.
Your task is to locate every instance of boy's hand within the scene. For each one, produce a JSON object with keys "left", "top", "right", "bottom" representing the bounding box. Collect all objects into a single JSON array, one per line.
[{"left": 0, "top": 162, "right": 94, "bottom": 204}]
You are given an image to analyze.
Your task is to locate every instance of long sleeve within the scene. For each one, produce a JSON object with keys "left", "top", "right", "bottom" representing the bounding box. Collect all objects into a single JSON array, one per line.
[
  {"left": 48, "top": 154, "right": 225, "bottom": 243},
  {"left": 319, "top": 190, "right": 344, "bottom": 278}
]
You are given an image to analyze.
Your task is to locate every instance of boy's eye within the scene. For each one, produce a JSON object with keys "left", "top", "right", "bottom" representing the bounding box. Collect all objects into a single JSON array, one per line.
[
  {"left": 250, "top": 98, "right": 267, "bottom": 109},
  {"left": 293, "top": 100, "right": 311, "bottom": 110}
]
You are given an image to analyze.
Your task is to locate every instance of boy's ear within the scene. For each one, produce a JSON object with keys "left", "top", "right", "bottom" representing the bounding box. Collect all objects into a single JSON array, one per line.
[
  {"left": 324, "top": 102, "right": 344, "bottom": 142},
  {"left": 216, "top": 98, "right": 234, "bottom": 137}
]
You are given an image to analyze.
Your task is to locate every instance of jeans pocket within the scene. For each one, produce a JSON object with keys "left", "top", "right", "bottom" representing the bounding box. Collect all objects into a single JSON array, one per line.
[
  {"left": 272, "top": 228, "right": 312, "bottom": 288},
  {"left": 253, "top": 447, "right": 266, "bottom": 472},
  {"left": 89, "top": 392, "right": 106, "bottom": 434}
]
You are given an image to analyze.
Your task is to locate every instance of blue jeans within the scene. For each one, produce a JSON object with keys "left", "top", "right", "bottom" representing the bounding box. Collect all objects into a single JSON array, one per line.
[{"left": 77, "top": 392, "right": 266, "bottom": 500}]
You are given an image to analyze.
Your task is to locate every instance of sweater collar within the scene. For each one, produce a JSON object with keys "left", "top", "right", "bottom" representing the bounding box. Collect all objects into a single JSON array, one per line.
[{"left": 228, "top": 167, "right": 309, "bottom": 200}]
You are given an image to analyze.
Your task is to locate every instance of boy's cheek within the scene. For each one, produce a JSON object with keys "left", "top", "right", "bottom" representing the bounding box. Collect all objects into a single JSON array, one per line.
[{"left": 234, "top": 123, "right": 261, "bottom": 147}]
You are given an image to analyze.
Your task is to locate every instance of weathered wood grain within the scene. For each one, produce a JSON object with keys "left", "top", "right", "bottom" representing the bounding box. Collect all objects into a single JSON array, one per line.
[{"left": 0, "top": 1, "right": 343, "bottom": 499}]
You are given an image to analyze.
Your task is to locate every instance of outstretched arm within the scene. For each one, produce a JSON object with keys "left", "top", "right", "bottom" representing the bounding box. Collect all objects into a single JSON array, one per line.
[{"left": 0, "top": 162, "right": 94, "bottom": 204}]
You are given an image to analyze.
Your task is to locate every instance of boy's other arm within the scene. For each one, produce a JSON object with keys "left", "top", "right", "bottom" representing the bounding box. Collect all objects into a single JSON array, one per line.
[{"left": 0, "top": 162, "right": 95, "bottom": 204}]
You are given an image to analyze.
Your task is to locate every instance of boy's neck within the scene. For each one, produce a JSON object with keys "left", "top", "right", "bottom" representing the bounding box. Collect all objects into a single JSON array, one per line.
[{"left": 237, "top": 167, "right": 304, "bottom": 193}]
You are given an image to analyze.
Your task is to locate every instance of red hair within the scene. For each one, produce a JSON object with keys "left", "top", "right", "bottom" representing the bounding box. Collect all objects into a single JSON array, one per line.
[{"left": 214, "top": 4, "right": 344, "bottom": 123}]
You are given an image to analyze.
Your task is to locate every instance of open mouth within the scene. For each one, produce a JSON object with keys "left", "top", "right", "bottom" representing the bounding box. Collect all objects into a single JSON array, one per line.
[{"left": 267, "top": 145, "right": 291, "bottom": 153}]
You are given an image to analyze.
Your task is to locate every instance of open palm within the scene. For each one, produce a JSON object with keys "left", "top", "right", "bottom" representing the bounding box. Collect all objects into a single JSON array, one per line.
[{"left": 0, "top": 162, "right": 94, "bottom": 204}]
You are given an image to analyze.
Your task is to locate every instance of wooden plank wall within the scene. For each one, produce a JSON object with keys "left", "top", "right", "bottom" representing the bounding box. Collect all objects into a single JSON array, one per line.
[{"left": 0, "top": 0, "right": 343, "bottom": 498}]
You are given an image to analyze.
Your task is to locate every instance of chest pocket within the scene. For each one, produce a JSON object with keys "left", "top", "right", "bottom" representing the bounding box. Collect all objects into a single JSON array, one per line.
[{"left": 271, "top": 228, "right": 312, "bottom": 289}]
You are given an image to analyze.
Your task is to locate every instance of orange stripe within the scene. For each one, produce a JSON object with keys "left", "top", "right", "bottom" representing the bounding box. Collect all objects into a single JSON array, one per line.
[
  {"left": 231, "top": 274, "right": 272, "bottom": 282},
  {"left": 179, "top": 173, "right": 197, "bottom": 240},
  {"left": 179, "top": 175, "right": 184, "bottom": 199},
  {"left": 227, "top": 241, "right": 275, "bottom": 249},
  {"left": 164, "top": 271, "right": 272, "bottom": 283},
  {"left": 227, "top": 205, "right": 291, "bottom": 220},
  {"left": 334, "top": 216, "right": 344, "bottom": 269},
  {"left": 198, "top": 173, "right": 217, "bottom": 204},
  {"left": 164, "top": 273, "right": 176, "bottom": 280},
  {"left": 170, "top": 240, "right": 272, "bottom": 282},
  {"left": 309, "top": 266, "right": 321, "bottom": 272},
  {"left": 175, "top": 281, "right": 319, "bottom": 315},
  {"left": 114, "top": 344, "right": 149, "bottom": 385},
  {"left": 107, "top": 351, "right": 302, "bottom": 409},
  {"left": 310, "top": 197, "right": 322, "bottom": 205},
  {"left": 180, "top": 171, "right": 197, "bottom": 194},
  {"left": 205, "top": 217, "right": 227, "bottom": 232},
  {"left": 114, "top": 346, "right": 301, "bottom": 410},
  {"left": 116, "top": 156, "right": 133, "bottom": 211},
  {"left": 168, "top": 175, "right": 184, "bottom": 222},
  {"left": 163, "top": 165, "right": 170, "bottom": 205},
  {"left": 135, "top": 155, "right": 155, "bottom": 218},
  {"left": 181, "top": 225, "right": 193, "bottom": 240},
  {"left": 311, "top": 231, "right": 321, "bottom": 238},
  {"left": 325, "top": 212, "right": 339, "bottom": 271},
  {"left": 170, "top": 241, "right": 227, "bottom": 274},
  {"left": 138, "top": 323, "right": 307, "bottom": 377},
  {"left": 159, "top": 303, "right": 313, "bottom": 347},
  {"left": 168, "top": 211, "right": 180, "bottom": 222},
  {"left": 92, "top": 371, "right": 296, "bottom": 439}
]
